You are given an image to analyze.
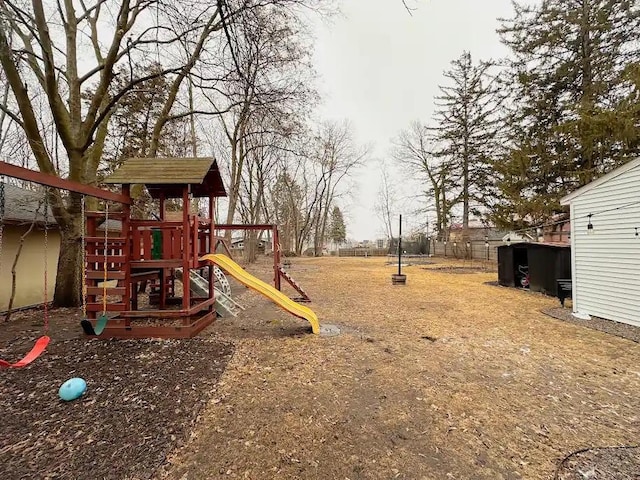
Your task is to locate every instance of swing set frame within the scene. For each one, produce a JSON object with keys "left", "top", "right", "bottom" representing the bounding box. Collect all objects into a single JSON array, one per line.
[
  {"left": 0, "top": 158, "right": 226, "bottom": 340},
  {"left": 0, "top": 179, "right": 53, "bottom": 368},
  {"left": 0, "top": 161, "right": 131, "bottom": 367},
  {"left": 1, "top": 158, "right": 308, "bottom": 345}
]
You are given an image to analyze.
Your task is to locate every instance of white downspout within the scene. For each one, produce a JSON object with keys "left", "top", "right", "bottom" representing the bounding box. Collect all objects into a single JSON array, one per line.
[{"left": 570, "top": 201, "right": 591, "bottom": 320}]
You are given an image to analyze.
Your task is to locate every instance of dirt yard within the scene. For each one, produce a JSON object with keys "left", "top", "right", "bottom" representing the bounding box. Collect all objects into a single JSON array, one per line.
[
  {"left": 1, "top": 256, "right": 639, "bottom": 479},
  {"left": 160, "top": 257, "right": 639, "bottom": 479},
  {"left": 0, "top": 309, "right": 233, "bottom": 480}
]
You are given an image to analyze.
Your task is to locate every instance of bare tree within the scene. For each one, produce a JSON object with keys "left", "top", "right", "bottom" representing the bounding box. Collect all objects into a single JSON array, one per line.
[
  {"left": 290, "top": 121, "right": 366, "bottom": 256},
  {"left": 268, "top": 162, "right": 304, "bottom": 254},
  {"left": 211, "top": 4, "right": 317, "bottom": 237},
  {"left": 235, "top": 115, "right": 284, "bottom": 261},
  {"left": 394, "top": 121, "right": 455, "bottom": 240},
  {"left": 374, "top": 162, "right": 396, "bottom": 243},
  {"left": 0, "top": 0, "right": 321, "bottom": 306},
  {"left": 4, "top": 195, "right": 45, "bottom": 322}
]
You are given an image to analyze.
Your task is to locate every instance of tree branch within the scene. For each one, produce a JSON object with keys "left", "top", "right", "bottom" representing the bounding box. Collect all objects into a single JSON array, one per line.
[{"left": 0, "top": 26, "right": 55, "bottom": 176}]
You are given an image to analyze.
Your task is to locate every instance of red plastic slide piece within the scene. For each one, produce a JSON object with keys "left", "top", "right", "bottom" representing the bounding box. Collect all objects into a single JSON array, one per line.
[{"left": 0, "top": 336, "right": 50, "bottom": 369}]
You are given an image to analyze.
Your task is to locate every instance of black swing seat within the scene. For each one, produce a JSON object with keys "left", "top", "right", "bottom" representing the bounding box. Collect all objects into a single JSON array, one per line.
[
  {"left": 80, "top": 320, "right": 97, "bottom": 336},
  {"left": 80, "top": 314, "right": 109, "bottom": 336}
]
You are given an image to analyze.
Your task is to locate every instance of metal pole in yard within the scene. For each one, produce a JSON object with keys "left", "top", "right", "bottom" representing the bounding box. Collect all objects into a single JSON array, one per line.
[
  {"left": 398, "top": 214, "right": 402, "bottom": 276},
  {"left": 391, "top": 215, "right": 407, "bottom": 285}
]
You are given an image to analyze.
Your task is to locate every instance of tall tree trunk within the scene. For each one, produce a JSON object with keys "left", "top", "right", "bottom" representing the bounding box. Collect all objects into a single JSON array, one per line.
[
  {"left": 433, "top": 185, "right": 443, "bottom": 239},
  {"left": 462, "top": 141, "right": 470, "bottom": 229},
  {"left": 225, "top": 133, "right": 245, "bottom": 242},
  {"left": 244, "top": 230, "right": 258, "bottom": 263},
  {"left": 52, "top": 214, "right": 83, "bottom": 307},
  {"left": 441, "top": 187, "right": 450, "bottom": 239},
  {"left": 579, "top": 0, "right": 595, "bottom": 184}
]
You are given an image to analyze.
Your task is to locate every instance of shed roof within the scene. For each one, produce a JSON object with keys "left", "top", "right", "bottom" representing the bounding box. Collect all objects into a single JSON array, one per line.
[
  {"left": 498, "top": 242, "right": 570, "bottom": 251},
  {"left": 561, "top": 157, "right": 640, "bottom": 205},
  {"left": 104, "top": 157, "right": 227, "bottom": 198},
  {"left": 1, "top": 184, "right": 56, "bottom": 225}
]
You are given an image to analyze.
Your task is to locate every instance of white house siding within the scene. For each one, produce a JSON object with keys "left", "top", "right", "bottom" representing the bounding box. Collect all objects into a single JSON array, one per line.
[{"left": 568, "top": 164, "right": 640, "bottom": 327}]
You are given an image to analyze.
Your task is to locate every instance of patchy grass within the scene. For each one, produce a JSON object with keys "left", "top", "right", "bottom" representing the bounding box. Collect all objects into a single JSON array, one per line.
[{"left": 158, "top": 257, "right": 640, "bottom": 480}]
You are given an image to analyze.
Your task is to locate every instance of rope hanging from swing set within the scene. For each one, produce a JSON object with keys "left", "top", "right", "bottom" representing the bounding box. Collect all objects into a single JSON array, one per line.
[
  {"left": 81, "top": 195, "right": 87, "bottom": 320},
  {"left": 0, "top": 179, "right": 51, "bottom": 369},
  {"left": 0, "top": 177, "right": 4, "bottom": 276},
  {"left": 42, "top": 187, "right": 50, "bottom": 332}
]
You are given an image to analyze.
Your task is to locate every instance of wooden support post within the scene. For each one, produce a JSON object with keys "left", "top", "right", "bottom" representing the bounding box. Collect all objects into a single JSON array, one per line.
[
  {"left": 209, "top": 197, "right": 215, "bottom": 254},
  {"left": 159, "top": 192, "right": 165, "bottom": 220},
  {"left": 122, "top": 185, "right": 132, "bottom": 327},
  {"left": 0, "top": 161, "right": 131, "bottom": 204},
  {"left": 159, "top": 195, "right": 168, "bottom": 293},
  {"left": 182, "top": 187, "right": 191, "bottom": 312},
  {"left": 132, "top": 281, "right": 139, "bottom": 310},
  {"left": 86, "top": 216, "right": 97, "bottom": 319},
  {"left": 192, "top": 213, "right": 199, "bottom": 267},
  {"left": 208, "top": 197, "right": 215, "bottom": 311},
  {"left": 160, "top": 268, "right": 167, "bottom": 309},
  {"left": 273, "top": 225, "right": 281, "bottom": 291}
]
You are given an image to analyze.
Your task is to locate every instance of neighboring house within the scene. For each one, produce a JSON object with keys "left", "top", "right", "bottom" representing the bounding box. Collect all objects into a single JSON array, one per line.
[
  {"left": 501, "top": 217, "right": 570, "bottom": 245},
  {"left": 449, "top": 221, "right": 507, "bottom": 242},
  {"left": 502, "top": 231, "right": 535, "bottom": 244},
  {"left": 560, "top": 158, "right": 640, "bottom": 327},
  {"left": 0, "top": 184, "right": 60, "bottom": 312},
  {"left": 543, "top": 215, "right": 571, "bottom": 244},
  {"left": 389, "top": 234, "right": 430, "bottom": 255},
  {"left": 230, "top": 237, "right": 266, "bottom": 252}
]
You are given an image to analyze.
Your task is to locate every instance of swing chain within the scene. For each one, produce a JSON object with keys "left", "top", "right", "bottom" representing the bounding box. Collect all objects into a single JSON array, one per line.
[
  {"left": 43, "top": 189, "right": 49, "bottom": 331},
  {"left": 81, "top": 196, "right": 86, "bottom": 319},
  {"left": 0, "top": 177, "right": 5, "bottom": 276},
  {"left": 102, "top": 203, "right": 108, "bottom": 315}
]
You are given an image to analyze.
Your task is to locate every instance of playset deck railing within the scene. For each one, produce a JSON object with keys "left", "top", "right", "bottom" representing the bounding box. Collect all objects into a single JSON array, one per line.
[{"left": 126, "top": 216, "right": 216, "bottom": 267}]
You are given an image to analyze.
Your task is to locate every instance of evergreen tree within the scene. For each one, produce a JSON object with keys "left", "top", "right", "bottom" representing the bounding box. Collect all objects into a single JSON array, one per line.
[
  {"left": 328, "top": 206, "right": 347, "bottom": 246},
  {"left": 431, "top": 51, "right": 502, "bottom": 230},
  {"left": 493, "top": 0, "right": 640, "bottom": 228}
]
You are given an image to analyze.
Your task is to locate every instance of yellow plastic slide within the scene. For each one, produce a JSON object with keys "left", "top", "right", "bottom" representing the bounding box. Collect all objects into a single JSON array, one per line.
[{"left": 200, "top": 253, "right": 320, "bottom": 334}]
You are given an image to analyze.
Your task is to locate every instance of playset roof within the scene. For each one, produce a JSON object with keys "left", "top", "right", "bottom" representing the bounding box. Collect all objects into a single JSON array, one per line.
[{"left": 104, "top": 157, "right": 227, "bottom": 198}]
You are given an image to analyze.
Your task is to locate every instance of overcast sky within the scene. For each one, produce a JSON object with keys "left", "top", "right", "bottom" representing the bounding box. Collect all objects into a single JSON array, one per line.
[{"left": 311, "top": 0, "right": 515, "bottom": 240}]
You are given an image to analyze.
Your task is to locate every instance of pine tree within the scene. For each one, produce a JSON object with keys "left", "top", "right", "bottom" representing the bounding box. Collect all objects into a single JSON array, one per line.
[
  {"left": 431, "top": 51, "right": 502, "bottom": 230},
  {"left": 328, "top": 206, "right": 346, "bottom": 247},
  {"left": 493, "top": 0, "right": 640, "bottom": 228}
]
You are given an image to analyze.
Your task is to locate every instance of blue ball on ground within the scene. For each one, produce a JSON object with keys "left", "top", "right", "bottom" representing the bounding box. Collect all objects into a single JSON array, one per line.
[{"left": 58, "top": 377, "right": 87, "bottom": 401}]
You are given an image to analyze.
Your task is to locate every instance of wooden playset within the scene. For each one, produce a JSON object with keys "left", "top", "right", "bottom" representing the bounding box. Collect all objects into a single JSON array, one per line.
[{"left": 0, "top": 158, "right": 317, "bottom": 344}]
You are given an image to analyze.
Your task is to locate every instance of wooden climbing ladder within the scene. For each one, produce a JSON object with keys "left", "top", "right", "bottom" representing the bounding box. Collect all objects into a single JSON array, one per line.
[
  {"left": 277, "top": 266, "right": 311, "bottom": 303},
  {"left": 85, "top": 212, "right": 129, "bottom": 315}
]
